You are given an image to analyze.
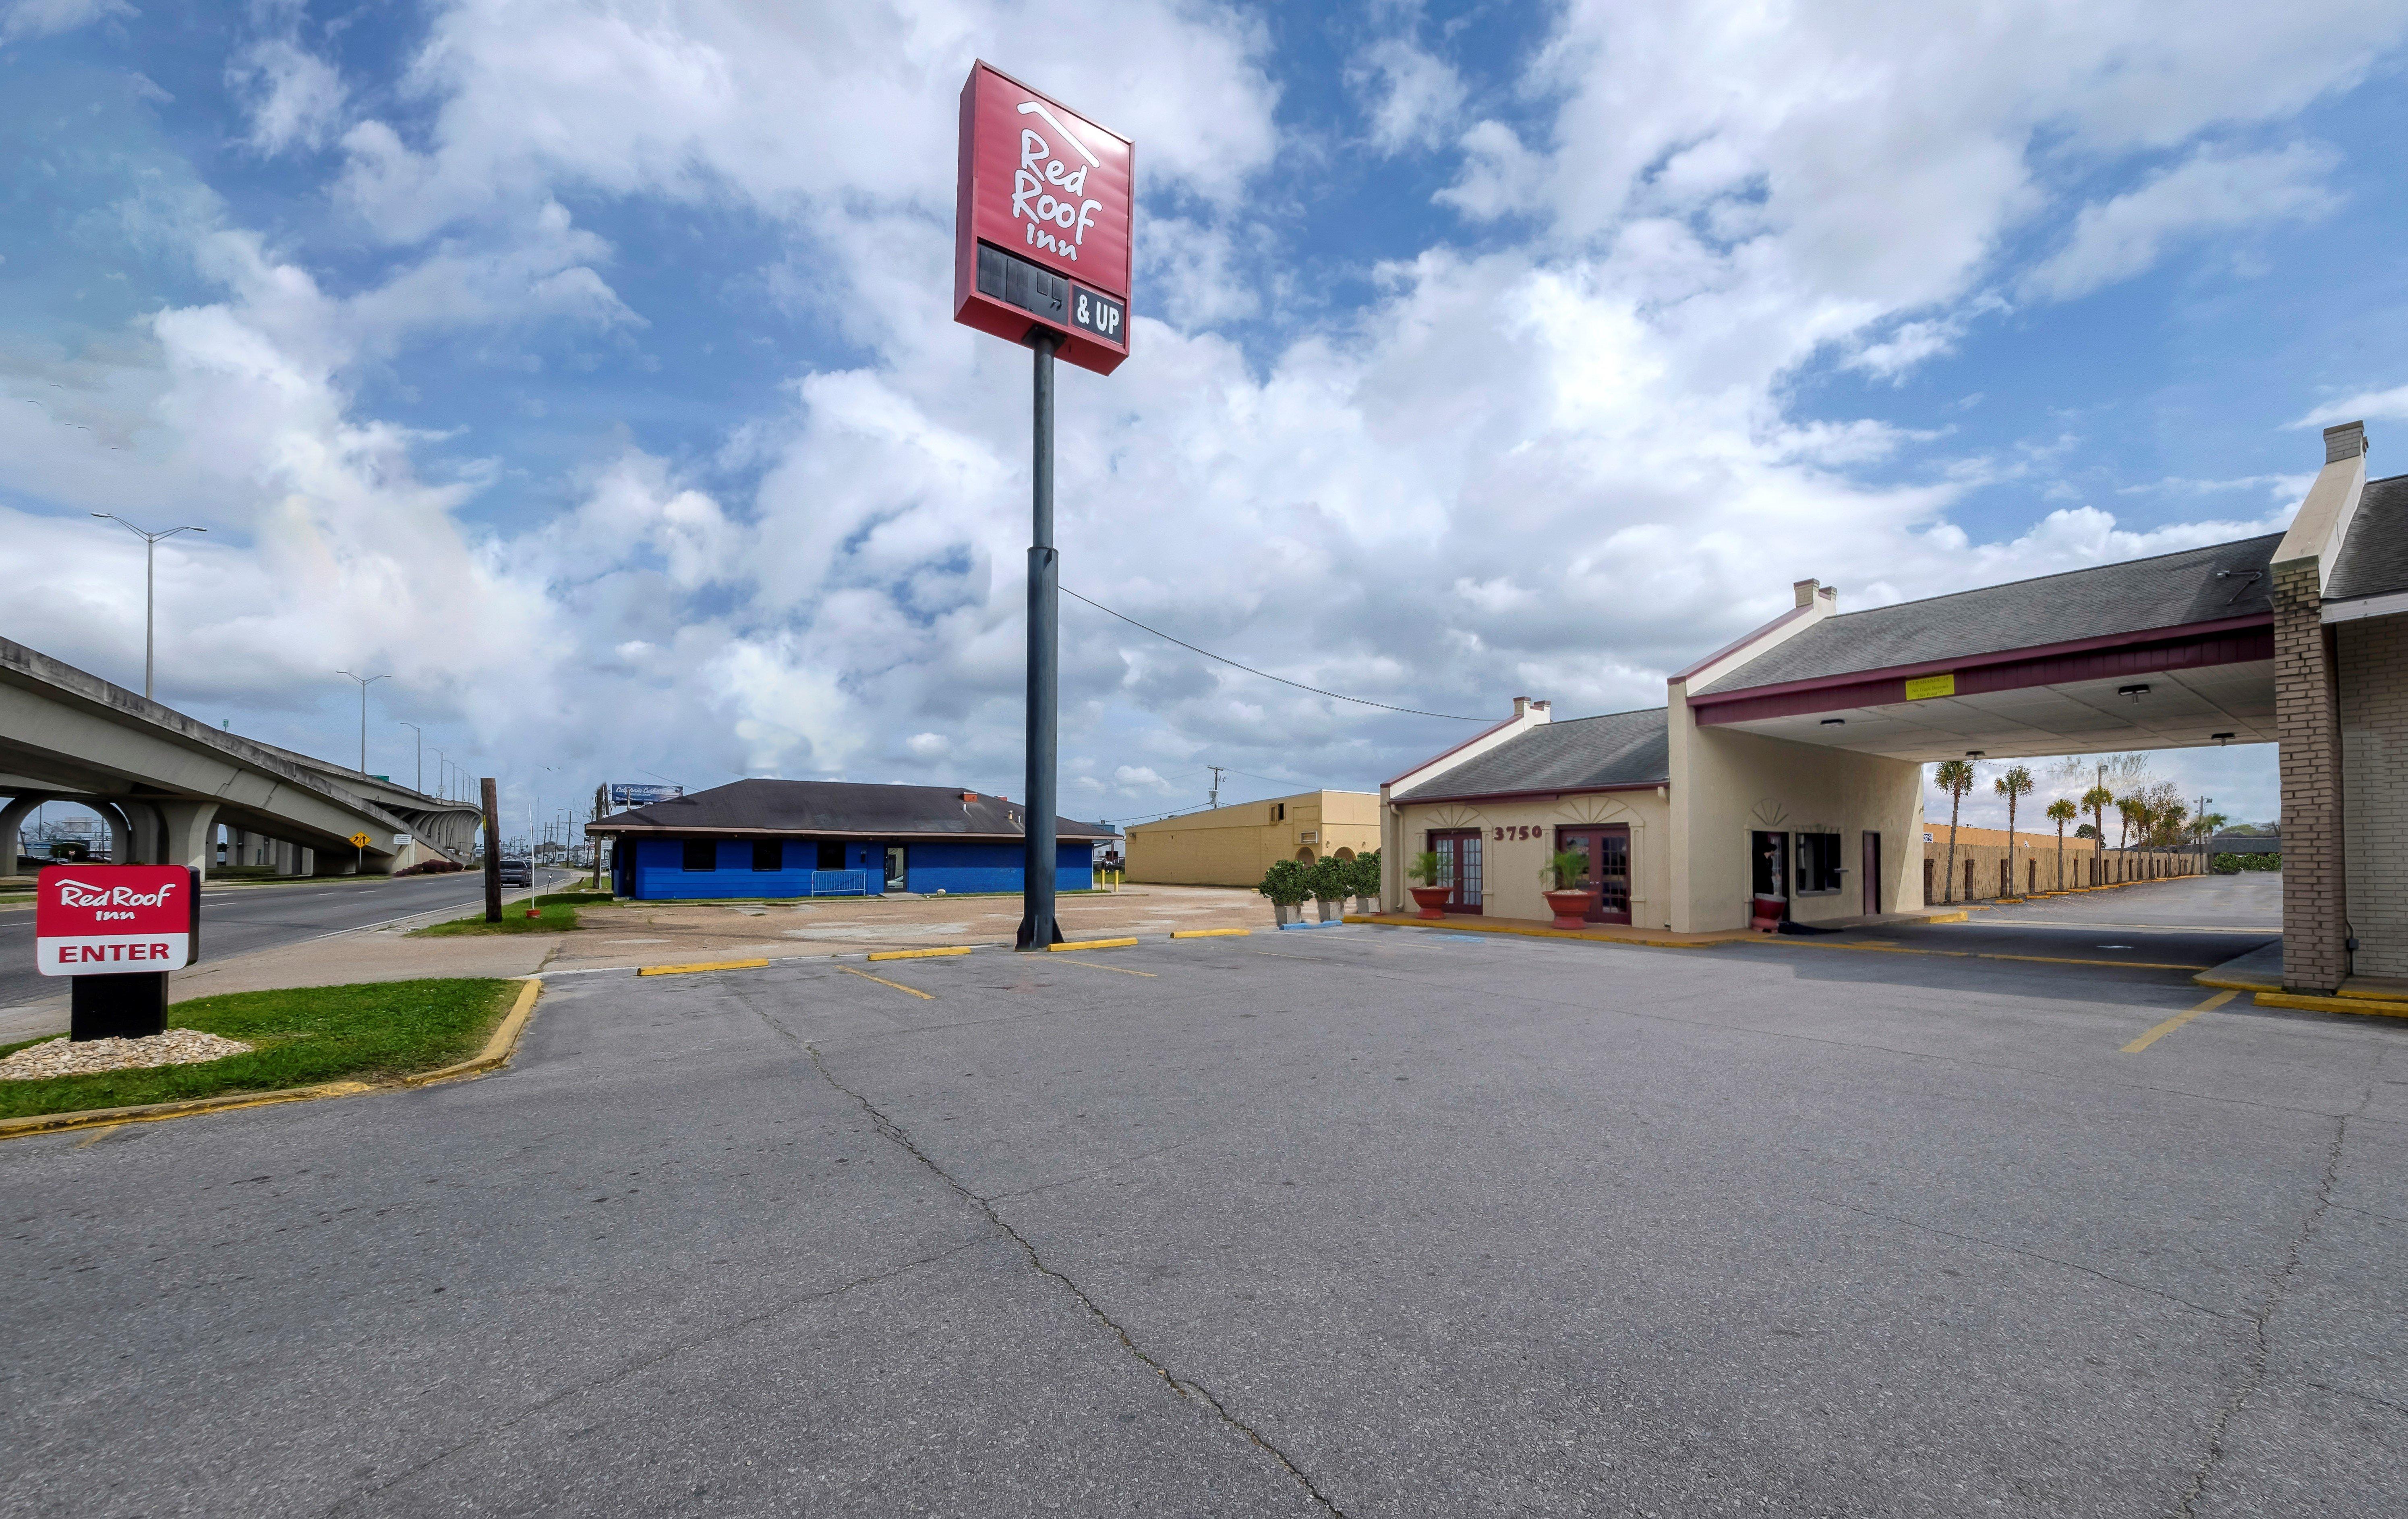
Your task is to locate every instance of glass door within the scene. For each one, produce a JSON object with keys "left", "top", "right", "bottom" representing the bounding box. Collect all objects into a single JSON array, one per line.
[
  {"left": 883, "top": 846, "right": 907, "bottom": 892},
  {"left": 1554, "top": 825, "right": 1632, "bottom": 924},
  {"left": 1428, "top": 829, "right": 1483, "bottom": 914}
]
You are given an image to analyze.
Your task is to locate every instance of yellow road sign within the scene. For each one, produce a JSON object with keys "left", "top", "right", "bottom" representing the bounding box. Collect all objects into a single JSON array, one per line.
[{"left": 349, "top": 832, "right": 371, "bottom": 848}]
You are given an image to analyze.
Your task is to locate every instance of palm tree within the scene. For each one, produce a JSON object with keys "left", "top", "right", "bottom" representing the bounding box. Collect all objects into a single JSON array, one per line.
[
  {"left": 2116, "top": 796, "right": 2150, "bottom": 879},
  {"left": 2081, "top": 783, "right": 2114, "bottom": 886},
  {"left": 1934, "top": 759, "right": 1976, "bottom": 903},
  {"left": 2154, "top": 800, "right": 2187, "bottom": 849},
  {"left": 1994, "top": 763, "right": 2035, "bottom": 898},
  {"left": 2047, "top": 798, "right": 2077, "bottom": 890}
]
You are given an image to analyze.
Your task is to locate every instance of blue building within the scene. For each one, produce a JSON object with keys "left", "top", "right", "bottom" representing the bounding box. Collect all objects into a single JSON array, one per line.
[{"left": 586, "top": 778, "right": 1117, "bottom": 901}]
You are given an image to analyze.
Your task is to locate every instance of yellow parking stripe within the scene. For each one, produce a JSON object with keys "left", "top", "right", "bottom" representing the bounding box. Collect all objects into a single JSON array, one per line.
[
  {"left": 2123, "top": 990, "right": 2235, "bottom": 1053},
  {"left": 637, "top": 958, "right": 770, "bottom": 977},
  {"left": 838, "top": 965, "right": 934, "bottom": 1000},
  {"left": 1054, "top": 958, "right": 1157, "bottom": 977}
]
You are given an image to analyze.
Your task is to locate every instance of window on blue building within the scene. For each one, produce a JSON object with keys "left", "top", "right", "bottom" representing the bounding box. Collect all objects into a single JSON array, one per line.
[
  {"left": 682, "top": 840, "right": 716, "bottom": 872},
  {"left": 816, "top": 841, "right": 844, "bottom": 870},
  {"left": 752, "top": 839, "right": 781, "bottom": 872}
]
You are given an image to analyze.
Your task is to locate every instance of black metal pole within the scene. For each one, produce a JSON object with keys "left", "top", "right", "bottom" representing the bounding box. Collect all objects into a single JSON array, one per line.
[
  {"left": 1017, "top": 332, "right": 1061, "bottom": 950},
  {"left": 481, "top": 776, "right": 503, "bottom": 923}
]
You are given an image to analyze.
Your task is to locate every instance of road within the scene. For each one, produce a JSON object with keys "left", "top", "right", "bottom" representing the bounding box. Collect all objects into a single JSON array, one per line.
[
  {"left": 5, "top": 872, "right": 2397, "bottom": 1516},
  {"left": 0, "top": 869, "right": 580, "bottom": 1011}
]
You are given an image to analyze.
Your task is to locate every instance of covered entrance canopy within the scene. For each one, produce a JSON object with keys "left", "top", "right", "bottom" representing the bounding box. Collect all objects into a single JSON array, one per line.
[{"left": 1686, "top": 535, "right": 2278, "bottom": 761}]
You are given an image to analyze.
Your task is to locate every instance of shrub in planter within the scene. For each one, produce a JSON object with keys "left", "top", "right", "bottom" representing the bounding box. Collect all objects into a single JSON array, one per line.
[
  {"left": 1348, "top": 849, "right": 1381, "bottom": 910},
  {"left": 1305, "top": 857, "right": 1350, "bottom": 921},
  {"left": 1257, "top": 859, "right": 1312, "bottom": 926},
  {"left": 1539, "top": 850, "right": 1597, "bottom": 929},
  {"left": 1405, "top": 850, "right": 1451, "bottom": 919}
]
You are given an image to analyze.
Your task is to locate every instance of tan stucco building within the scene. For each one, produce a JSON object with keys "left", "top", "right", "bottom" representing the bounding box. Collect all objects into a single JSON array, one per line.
[
  {"left": 1125, "top": 790, "right": 1379, "bottom": 887},
  {"left": 1381, "top": 419, "right": 2404, "bottom": 984}
]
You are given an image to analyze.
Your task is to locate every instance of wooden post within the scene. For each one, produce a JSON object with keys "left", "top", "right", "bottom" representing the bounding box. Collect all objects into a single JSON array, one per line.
[{"left": 481, "top": 777, "right": 503, "bottom": 923}]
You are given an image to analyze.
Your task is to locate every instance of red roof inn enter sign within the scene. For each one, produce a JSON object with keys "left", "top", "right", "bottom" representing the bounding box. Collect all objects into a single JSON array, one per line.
[
  {"left": 954, "top": 62, "right": 1132, "bottom": 375},
  {"left": 36, "top": 864, "right": 201, "bottom": 976}
]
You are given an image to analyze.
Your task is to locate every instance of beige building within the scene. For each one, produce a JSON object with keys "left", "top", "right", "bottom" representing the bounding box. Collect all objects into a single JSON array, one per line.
[{"left": 1124, "top": 790, "right": 1379, "bottom": 887}]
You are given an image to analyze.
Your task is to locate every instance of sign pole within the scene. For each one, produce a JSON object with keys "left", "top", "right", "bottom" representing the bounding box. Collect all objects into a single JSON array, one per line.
[
  {"left": 480, "top": 777, "right": 503, "bottom": 923},
  {"left": 1018, "top": 331, "right": 1061, "bottom": 950}
]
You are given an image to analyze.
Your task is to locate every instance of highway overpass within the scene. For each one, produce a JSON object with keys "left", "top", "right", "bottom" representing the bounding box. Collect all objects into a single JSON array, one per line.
[{"left": 2, "top": 636, "right": 481, "bottom": 878}]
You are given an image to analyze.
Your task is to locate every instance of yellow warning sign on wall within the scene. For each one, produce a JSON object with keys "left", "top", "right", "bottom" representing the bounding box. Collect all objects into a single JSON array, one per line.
[{"left": 1903, "top": 672, "right": 1956, "bottom": 700}]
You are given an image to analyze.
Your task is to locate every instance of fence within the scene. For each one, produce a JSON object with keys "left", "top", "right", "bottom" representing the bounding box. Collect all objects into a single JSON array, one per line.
[{"left": 1919, "top": 841, "right": 2201, "bottom": 904}]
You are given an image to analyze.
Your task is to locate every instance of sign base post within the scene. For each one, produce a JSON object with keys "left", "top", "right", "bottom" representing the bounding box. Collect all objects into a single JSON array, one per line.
[{"left": 71, "top": 972, "right": 169, "bottom": 1042}]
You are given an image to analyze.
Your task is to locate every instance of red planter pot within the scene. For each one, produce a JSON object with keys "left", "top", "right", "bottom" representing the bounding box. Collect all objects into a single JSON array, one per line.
[
  {"left": 1543, "top": 889, "right": 1598, "bottom": 930},
  {"left": 1408, "top": 885, "right": 1451, "bottom": 920}
]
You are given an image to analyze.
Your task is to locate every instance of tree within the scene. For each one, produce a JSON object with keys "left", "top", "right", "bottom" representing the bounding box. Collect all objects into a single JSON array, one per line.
[
  {"left": 2081, "top": 783, "right": 2115, "bottom": 883},
  {"left": 2152, "top": 800, "right": 2188, "bottom": 849},
  {"left": 2047, "top": 798, "right": 2077, "bottom": 891},
  {"left": 2116, "top": 795, "right": 2149, "bottom": 855},
  {"left": 1934, "top": 759, "right": 1976, "bottom": 903},
  {"left": 1994, "top": 763, "right": 2035, "bottom": 898}
]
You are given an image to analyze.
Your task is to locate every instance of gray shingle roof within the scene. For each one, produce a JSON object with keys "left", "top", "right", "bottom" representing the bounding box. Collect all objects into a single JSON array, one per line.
[
  {"left": 1698, "top": 533, "right": 2282, "bottom": 694},
  {"left": 1397, "top": 709, "right": 1669, "bottom": 800},
  {"left": 2326, "top": 473, "right": 2408, "bottom": 603},
  {"left": 589, "top": 778, "right": 1117, "bottom": 839}
]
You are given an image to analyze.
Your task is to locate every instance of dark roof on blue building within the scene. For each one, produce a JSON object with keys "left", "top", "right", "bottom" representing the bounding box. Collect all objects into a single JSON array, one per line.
[
  {"left": 1397, "top": 709, "right": 1669, "bottom": 801},
  {"left": 2326, "top": 472, "right": 2408, "bottom": 602},
  {"left": 1697, "top": 533, "right": 2282, "bottom": 694},
  {"left": 589, "top": 778, "right": 1117, "bottom": 840}
]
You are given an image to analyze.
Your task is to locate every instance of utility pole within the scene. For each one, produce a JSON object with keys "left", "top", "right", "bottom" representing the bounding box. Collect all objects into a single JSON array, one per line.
[
  {"left": 335, "top": 670, "right": 388, "bottom": 775},
  {"left": 480, "top": 777, "right": 502, "bottom": 923},
  {"left": 91, "top": 514, "right": 206, "bottom": 700},
  {"left": 1208, "top": 766, "right": 1226, "bottom": 810},
  {"left": 400, "top": 722, "right": 423, "bottom": 793}
]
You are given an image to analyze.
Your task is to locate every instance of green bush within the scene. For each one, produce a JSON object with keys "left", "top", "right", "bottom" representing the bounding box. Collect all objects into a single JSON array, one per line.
[
  {"left": 1257, "top": 858, "right": 1312, "bottom": 906},
  {"left": 2211, "top": 851, "right": 2280, "bottom": 873},
  {"left": 1347, "top": 850, "right": 1381, "bottom": 899},
  {"left": 1542, "top": 850, "right": 1589, "bottom": 891},
  {"left": 1304, "top": 856, "right": 1350, "bottom": 902},
  {"left": 1406, "top": 850, "right": 1446, "bottom": 886}
]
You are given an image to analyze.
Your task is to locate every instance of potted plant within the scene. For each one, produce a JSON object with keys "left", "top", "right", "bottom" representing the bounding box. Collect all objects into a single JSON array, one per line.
[
  {"left": 1305, "top": 857, "right": 1350, "bottom": 922},
  {"left": 1406, "top": 850, "right": 1450, "bottom": 919},
  {"left": 1257, "top": 858, "right": 1311, "bottom": 926},
  {"left": 1540, "top": 849, "right": 1597, "bottom": 929},
  {"left": 1350, "top": 849, "right": 1381, "bottom": 912}
]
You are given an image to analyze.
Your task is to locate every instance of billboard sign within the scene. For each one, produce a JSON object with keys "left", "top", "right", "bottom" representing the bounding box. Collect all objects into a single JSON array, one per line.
[
  {"left": 954, "top": 62, "right": 1133, "bottom": 375},
  {"left": 605, "top": 783, "right": 683, "bottom": 810},
  {"left": 35, "top": 864, "right": 201, "bottom": 976}
]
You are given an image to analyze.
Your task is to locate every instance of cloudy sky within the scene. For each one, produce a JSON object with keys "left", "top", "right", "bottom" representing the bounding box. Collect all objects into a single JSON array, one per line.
[{"left": 6, "top": 0, "right": 2405, "bottom": 834}]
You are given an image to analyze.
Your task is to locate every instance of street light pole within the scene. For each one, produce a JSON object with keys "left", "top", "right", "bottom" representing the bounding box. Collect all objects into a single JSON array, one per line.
[
  {"left": 399, "top": 722, "right": 423, "bottom": 794},
  {"left": 432, "top": 750, "right": 449, "bottom": 802},
  {"left": 91, "top": 515, "right": 207, "bottom": 700},
  {"left": 335, "top": 671, "right": 389, "bottom": 775}
]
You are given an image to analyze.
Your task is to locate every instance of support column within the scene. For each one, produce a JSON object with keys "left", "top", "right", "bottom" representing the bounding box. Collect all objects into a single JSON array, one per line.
[
  {"left": 2275, "top": 560, "right": 2348, "bottom": 992},
  {"left": 155, "top": 800, "right": 221, "bottom": 876},
  {"left": 0, "top": 795, "right": 45, "bottom": 877},
  {"left": 124, "top": 803, "right": 162, "bottom": 865}
]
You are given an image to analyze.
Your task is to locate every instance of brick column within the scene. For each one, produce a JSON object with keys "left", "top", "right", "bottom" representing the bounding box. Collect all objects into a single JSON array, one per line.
[{"left": 2274, "top": 562, "right": 2347, "bottom": 992}]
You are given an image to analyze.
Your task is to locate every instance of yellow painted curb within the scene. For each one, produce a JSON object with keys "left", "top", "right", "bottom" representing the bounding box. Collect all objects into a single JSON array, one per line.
[
  {"left": 1170, "top": 928, "right": 1251, "bottom": 939},
  {"left": 1343, "top": 914, "right": 1728, "bottom": 950},
  {"left": 637, "top": 958, "right": 771, "bottom": 976},
  {"left": 0, "top": 978, "right": 544, "bottom": 1142},
  {"left": 1049, "top": 937, "right": 1138, "bottom": 952},
  {"left": 1919, "top": 911, "right": 1970, "bottom": 925},
  {"left": 2255, "top": 991, "right": 2408, "bottom": 1020},
  {"left": 867, "top": 945, "right": 974, "bottom": 962},
  {"left": 2193, "top": 974, "right": 2281, "bottom": 994}
]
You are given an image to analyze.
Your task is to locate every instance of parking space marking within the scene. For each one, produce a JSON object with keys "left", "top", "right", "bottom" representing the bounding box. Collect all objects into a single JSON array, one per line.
[
  {"left": 837, "top": 964, "right": 935, "bottom": 1000},
  {"left": 1054, "top": 958, "right": 1157, "bottom": 977},
  {"left": 2123, "top": 990, "right": 2236, "bottom": 1053}
]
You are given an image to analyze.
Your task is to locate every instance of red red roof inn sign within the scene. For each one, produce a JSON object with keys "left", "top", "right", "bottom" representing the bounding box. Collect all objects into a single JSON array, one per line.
[
  {"left": 36, "top": 864, "right": 201, "bottom": 975},
  {"left": 953, "top": 61, "right": 1132, "bottom": 375}
]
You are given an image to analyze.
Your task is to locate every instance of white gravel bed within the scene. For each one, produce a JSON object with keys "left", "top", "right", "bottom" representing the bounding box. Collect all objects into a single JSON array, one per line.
[{"left": 0, "top": 1029, "right": 255, "bottom": 1081}]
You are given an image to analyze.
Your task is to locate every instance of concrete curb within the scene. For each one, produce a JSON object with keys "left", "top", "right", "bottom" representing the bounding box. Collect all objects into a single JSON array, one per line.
[
  {"left": 2253, "top": 990, "right": 2408, "bottom": 1021},
  {"left": 0, "top": 976, "right": 545, "bottom": 1142},
  {"left": 1342, "top": 913, "right": 1735, "bottom": 950}
]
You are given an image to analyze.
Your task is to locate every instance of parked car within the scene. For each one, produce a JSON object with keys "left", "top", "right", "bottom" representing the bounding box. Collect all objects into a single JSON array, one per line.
[{"left": 497, "top": 857, "right": 533, "bottom": 887}]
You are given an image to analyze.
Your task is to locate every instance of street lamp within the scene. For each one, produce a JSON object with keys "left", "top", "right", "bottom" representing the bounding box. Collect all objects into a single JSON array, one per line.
[
  {"left": 398, "top": 722, "right": 424, "bottom": 794},
  {"left": 91, "top": 514, "right": 206, "bottom": 700},
  {"left": 335, "top": 671, "right": 389, "bottom": 776},
  {"left": 431, "top": 749, "right": 450, "bottom": 802}
]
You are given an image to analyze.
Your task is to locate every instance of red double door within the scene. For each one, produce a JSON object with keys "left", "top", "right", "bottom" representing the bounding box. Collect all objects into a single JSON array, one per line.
[{"left": 1554, "top": 825, "right": 1632, "bottom": 925}]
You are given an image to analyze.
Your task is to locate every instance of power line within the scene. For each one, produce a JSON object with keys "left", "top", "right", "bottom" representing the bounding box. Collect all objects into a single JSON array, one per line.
[{"left": 1061, "top": 587, "right": 1489, "bottom": 722}]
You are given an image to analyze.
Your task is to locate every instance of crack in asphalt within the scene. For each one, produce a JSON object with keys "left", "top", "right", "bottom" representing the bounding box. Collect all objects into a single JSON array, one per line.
[
  {"left": 745, "top": 995, "right": 1349, "bottom": 1517},
  {"left": 2170, "top": 1100, "right": 2361, "bottom": 1518},
  {"left": 1810, "top": 1196, "right": 2228, "bottom": 1319}
]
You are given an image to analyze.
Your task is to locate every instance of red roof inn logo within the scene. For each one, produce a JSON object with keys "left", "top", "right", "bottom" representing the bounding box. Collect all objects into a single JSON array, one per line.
[
  {"left": 953, "top": 62, "right": 1133, "bottom": 376},
  {"left": 36, "top": 864, "right": 201, "bottom": 976}
]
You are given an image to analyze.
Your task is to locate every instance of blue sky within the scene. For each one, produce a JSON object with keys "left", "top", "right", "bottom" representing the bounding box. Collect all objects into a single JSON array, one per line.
[{"left": 6, "top": 0, "right": 2407, "bottom": 833}]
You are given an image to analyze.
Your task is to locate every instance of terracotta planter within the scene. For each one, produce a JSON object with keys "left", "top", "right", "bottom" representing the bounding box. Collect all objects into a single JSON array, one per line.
[
  {"left": 1543, "top": 888, "right": 1598, "bottom": 930},
  {"left": 1408, "top": 885, "right": 1450, "bottom": 920}
]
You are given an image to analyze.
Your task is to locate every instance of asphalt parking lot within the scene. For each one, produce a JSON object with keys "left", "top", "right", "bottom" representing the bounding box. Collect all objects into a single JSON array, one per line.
[{"left": 6, "top": 875, "right": 2402, "bottom": 1517}]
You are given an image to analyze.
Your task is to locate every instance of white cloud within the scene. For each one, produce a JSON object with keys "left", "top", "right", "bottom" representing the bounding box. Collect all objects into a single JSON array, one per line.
[
  {"left": 230, "top": 37, "right": 348, "bottom": 154},
  {"left": 1350, "top": 36, "right": 1466, "bottom": 155},
  {"left": 2296, "top": 383, "right": 2408, "bottom": 428},
  {"left": 2023, "top": 142, "right": 2342, "bottom": 301},
  {"left": 0, "top": 0, "right": 130, "bottom": 45}
]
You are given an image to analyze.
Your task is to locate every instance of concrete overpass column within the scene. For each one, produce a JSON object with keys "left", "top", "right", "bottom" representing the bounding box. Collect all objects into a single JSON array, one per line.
[
  {"left": 0, "top": 795, "right": 44, "bottom": 876},
  {"left": 124, "top": 804, "right": 161, "bottom": 865},
  {"left": 155, "top": 801, "right": 221, "bottom": 876}
]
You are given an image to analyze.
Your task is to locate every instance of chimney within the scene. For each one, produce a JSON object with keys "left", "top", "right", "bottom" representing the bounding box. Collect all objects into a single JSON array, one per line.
[
  {"left": 1514, "top": 696, "right": 1531, "bottom": 718},
  {"left": 2325, "top": 420, "right": 2368, "bottom": 464},
  {"left": 1793, "top": 578, "right": 1820, "bottom": 608},
  {"left": 1817, "top": 584, "right": 1838, "bottom": 611}
]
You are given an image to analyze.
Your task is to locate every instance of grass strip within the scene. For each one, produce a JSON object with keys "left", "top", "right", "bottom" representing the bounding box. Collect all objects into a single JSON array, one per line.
[
  {"left": 410, "top": 890, "right": 611, "bottom": 937},
  {"left": 0, "top": 978, "right": 522, "bottom": 1120}
]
